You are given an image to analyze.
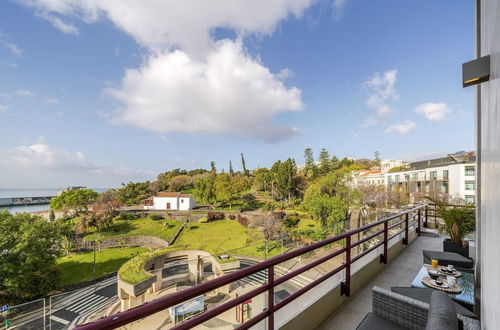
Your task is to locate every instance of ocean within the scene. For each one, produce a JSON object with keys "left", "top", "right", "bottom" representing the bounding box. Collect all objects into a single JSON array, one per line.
[{"left": 0, "top": 188, "right": 110, "bottom": 214}]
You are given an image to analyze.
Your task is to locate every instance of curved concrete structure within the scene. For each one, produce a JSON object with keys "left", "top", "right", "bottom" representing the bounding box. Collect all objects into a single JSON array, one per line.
[{"left": 117, "top": 249, "right": 240, "bottom": 311}]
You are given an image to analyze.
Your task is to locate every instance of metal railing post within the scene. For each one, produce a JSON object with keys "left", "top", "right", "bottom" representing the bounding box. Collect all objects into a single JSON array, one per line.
[
  {"left": 433, "top": 203, "right": 437, "bottom": 228},
  {"left": 417, "top": 209, "right": 421, "bottom": 235},
  {"left": 380, "top": 221, "right": 388, "bottom": 264},
  {"left": 267, "top": 266, "right": 274, "bottom": 330},
  {"left": 341, "top": 235, "right": 351, "bottom": 296},
  {"left": 424, "top": 205, "right": 428, "bottom": 227},
  {"left": 403, "top": 213, "right": 409, "bottom": 245}
]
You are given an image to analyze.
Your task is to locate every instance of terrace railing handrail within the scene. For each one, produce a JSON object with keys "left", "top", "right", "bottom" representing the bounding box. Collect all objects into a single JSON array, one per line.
[{"left": 76, "top": 203, "right": 429, "bottom": 330}]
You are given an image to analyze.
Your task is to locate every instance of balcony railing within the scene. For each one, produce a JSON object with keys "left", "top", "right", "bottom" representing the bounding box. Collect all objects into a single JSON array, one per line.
[{"left": 76, "top": 204, "right": 429, "bottom": 330}]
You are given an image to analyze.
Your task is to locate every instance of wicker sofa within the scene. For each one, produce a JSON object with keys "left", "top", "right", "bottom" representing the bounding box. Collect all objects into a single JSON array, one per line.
[{"left": 356, "top": 287, "right": 480, "bottom": 330}]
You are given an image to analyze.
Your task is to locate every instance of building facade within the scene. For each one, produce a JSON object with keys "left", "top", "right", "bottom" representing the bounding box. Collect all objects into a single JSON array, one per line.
[
  {"left": 385, "top": 152, "right": 476, "bottom": 203},
  {"left": 144, "top": 192, "right": 196, "bottom": 211}
]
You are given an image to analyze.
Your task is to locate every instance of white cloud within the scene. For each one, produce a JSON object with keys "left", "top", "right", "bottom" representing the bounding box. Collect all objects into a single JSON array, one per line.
[
  {"left": 16, "top": 89, "right": 36, "bottom": 96},
  {"left": 17, "top": 0, "right": 317, "bottom": 142},
  {"left": 332, "top": 0, "right": 349, "bottom": 20},
  {"left": 3, "top": 139, "right": 153, "bottom": 179},
  {"left": 362, "top": 69, "right": 399, "bottom": 127},
  {"left": 414, "top": 102, "right": 451, "bottom": 122},
  {"left": 0, "top": 93, "right": 12, "bottom": 98},
  {"left": 0, "top": 104, "right": 9, "bottom": 112},
  {"left": 37, "top": 12, "right": 79, "bottom": 35},
  {"left": 108, "top": 39, "right": 304, "bottom": 143},
  {"left": 2, "top": 42, "right": 22, "bottom": 57},
  {"left": 45, "top": 97, "right": 59, "bottom": 103},
  {"left": 385, "top": 120, "right": 417, "bottom": 134},
  {"left": 16, "top": 0, "right": 314, "bottom": 53}
]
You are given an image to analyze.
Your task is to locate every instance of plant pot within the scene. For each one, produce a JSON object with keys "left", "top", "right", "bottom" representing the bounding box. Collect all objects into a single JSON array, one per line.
[{"left": 443, "top": 238, "right": 469, "bottom": 258}]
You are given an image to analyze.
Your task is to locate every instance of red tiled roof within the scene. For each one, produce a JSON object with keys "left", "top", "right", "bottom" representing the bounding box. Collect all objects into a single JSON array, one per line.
[
  {"left": 359, "top": 170, "right": 382, "bottom": 177},
  {"left": 155, "top": 192, "right": 192, "bottom": 198}
]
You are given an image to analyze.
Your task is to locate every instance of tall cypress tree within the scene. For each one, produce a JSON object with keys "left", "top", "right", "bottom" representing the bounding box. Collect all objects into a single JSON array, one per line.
[
  {"left": 229, "top": 160, "right": 234, "bottom": 175},
  {"left": 241, "top": 153, "right": 249, "bottom": 176}
]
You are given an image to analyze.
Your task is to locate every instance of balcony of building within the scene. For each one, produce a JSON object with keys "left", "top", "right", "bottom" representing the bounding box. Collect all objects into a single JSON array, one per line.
[{"left": 75, "top": 203, "right": 480, "bottom": 330}]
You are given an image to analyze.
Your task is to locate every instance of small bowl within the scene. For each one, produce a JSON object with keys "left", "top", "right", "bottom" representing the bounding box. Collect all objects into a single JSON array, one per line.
[{"left": 428, "top": 269, "right": 440, "bottom": 280}]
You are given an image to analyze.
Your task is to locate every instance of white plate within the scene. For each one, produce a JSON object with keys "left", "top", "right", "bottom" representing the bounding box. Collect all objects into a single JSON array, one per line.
[{"left": 430, "top": 279, "right": 449, "bottom": 288}]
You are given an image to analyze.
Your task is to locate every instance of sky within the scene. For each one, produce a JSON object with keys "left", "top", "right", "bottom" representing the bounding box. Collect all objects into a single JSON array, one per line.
[{"left": 0, "top": 0, "right": 475, "bottom": 188}]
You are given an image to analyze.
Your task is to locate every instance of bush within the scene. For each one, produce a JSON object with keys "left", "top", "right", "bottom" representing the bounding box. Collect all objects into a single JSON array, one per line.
[
  {"left": 207, "top": 211, "right": 225, "bottom": 222},
  {"left": 228, "top": 214, "right": 236, "bottom": 220},
  {"left": 241, "top": 193, "right": 256, "bottom": 202},
  {"left": 283, "top": 214, "right": 300, "bottom": 228},
  {"left": 237, "top": 214, "right": 250, "bottom": 227},
  {"left": 118, "top": 213, "right": 140, "bottom": 220},
  {"left": 149, "top": 214, "right": 164, "bottom": 220}
]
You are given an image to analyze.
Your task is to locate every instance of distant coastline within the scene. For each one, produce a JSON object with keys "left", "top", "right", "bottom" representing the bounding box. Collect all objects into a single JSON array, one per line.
[{"left": 0, "top": 188, "right": 110, "bottom": 214}]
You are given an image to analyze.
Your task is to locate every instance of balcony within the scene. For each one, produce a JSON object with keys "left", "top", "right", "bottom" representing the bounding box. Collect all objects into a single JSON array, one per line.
[{"left": 75, "top": 204, "right": 476, "bottom": 330}]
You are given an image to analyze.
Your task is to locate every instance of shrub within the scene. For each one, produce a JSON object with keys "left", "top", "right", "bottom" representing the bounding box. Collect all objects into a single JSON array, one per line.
[
  {"left": 241, "top": 193, "right": 256, "bottom": 202},
  {"left": 149, "top": 214, "right": 164, "bottom": 220},
  {"left": 207, "top": 211, "right": 225, "bottom": 222},
  {"left": 283, "top": 214, "right": 300, "bottom": 228},
  {"left": 228, "top": 215, "right": 236, "bottom": 220},
  {"left": 118, "top": 213, "right": 140, "bottom": 220},
  {"left": 237, "top": 214, "right": 250, "bottom": 227}
]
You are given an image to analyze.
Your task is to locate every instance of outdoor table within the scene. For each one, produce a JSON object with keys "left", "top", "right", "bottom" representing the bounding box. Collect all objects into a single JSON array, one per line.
[{"left": 411, "top": 264, "right": 475, "bottom": 308}]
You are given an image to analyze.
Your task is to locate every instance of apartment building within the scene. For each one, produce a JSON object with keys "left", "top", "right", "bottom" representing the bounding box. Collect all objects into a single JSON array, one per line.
[{"left": 385, "top": 151, "right": 476, "bottom": 203}]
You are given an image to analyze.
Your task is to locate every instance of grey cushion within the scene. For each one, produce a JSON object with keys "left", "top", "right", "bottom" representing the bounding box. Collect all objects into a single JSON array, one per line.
[
  {"left": 423, "top": 250, "right": 474, "bottom": 269},
  {"left": 391, "top": 287, "right": 476, "bottom": 319},
  {"left": 356, "top": 312, "right": 407, "bottom": 330},
  {"left": 425, "top": 291, "right": 458, "bottom": 330}
]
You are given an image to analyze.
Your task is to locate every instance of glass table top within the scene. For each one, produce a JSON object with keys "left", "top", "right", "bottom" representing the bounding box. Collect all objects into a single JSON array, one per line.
[{"left": 411, "top": 264, "right": 475, "bottom": 306}]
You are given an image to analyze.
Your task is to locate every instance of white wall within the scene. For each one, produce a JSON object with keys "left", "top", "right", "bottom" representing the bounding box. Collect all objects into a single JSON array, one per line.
[
  {"left": 480, "top": 0, "right": 500, "bottom": 327},
  {"left": 154, "top": 197, "right": 179, "bottom": 210}
]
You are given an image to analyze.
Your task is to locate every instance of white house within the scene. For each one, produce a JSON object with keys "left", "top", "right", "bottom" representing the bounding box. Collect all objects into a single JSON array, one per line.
[{"left": 143, "top": 192, "right": 196, "bottom": 211}]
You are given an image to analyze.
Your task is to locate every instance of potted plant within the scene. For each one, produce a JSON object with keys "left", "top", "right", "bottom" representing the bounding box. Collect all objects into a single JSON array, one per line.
[{"left": 427, "top": 197, "right": 475, "bottom": 258}]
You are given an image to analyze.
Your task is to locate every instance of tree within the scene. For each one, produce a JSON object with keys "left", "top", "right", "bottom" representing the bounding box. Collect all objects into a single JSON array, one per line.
[
  {"left": 215, "top": 173, "right": 249, "bottom": 208},
  {"left": 194, "top": 174, "right": 217, "bottom": 207},
  {"left": 49, "top": 210, "right": 56, "bottom": 222},
  {"left": 50, "top": 188, "right": 98, "bottom": 215},
  {"left": 304, "top": 147, "right": 317, "bottom": 178},
  {"left": 210, "top": 161, "right": 217, "bottom": 173},
  {"left": 0, "top": 211, "right": 63, "bottom": 304},
  {"left": 271, "top": 158, "right": 298, "bottom": 203},
  {"left": 83, "top": 190, "right": 121, "bottom": 232},
  {"left": 318, "top": 148, "right": 331, "bottom": 175},
  {"left": 168, "top": 175, "right": 194, "bottom": 191},
  {"left": 229, "top": 161, "right": 234, "bottom": 175},
  {"left": 116, "top": 182, "right": 152, "bottom": 206},
  {"left": 374, "top": 151, "right": 381, "bottom": 166},
  {"left": 253, "top": 168, "right": 272, "bottom": 192},
  {"left": 241, "top": 153, "right": 249, "bottom": 176}
]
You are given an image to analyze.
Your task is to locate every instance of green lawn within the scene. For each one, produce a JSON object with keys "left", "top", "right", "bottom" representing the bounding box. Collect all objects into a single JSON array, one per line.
[
  {"left": 296, "top": 217, "right": 320, "bottom": 231},
  {"left": 175, "top": 220, "right": 281, "bottom": 259},
  {"left": 84, "top": 217, "right": 182, "bottom": 243},
  {"left": 57, "top": 247, "right": 148, "bottom": 285}
]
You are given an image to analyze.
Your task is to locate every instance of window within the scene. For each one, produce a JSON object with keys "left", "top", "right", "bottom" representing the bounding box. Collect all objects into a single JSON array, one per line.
[
  {"left": 443, "top": 182, "right": 449, "bottom": 194},
  {"left": 430, "top": 171, "right": 437, "bottom": 180},
  {"left": 465, "top": 181, "right": 475, "bottom": 191},
  {"left": 465, "top": 166, "right": 475, "bottom": 176},
  {"left": 181, "top": 199, "right": 184, "bottom": 203},
  {"left": 443, "top": 170, "right": 449, "bottom": 180},
  {"left": 465, "top": 195, "right": 476, "bottom": 204},
  {"left": 388, "top": 175, "right": 392, "bottom": 183},
  {"left": 411, "top": 173, "right": 418, "bottom": 180},
  {"left": 395, "top": 175, "right": 400, "bottom": 183}
]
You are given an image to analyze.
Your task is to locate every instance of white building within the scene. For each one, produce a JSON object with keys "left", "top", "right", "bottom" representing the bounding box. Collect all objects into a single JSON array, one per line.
[
  {"left": 351, "top": 159, "right": 405, "bottom": 187},
  {"left": 380, "top": 159, "right": 407, "bottom": 173},
  {"left": 384, "top": 152, "right": 476, "bottom": 203},
  {"left": 144, "top": 192, "right": 196, "bottom": 211}
]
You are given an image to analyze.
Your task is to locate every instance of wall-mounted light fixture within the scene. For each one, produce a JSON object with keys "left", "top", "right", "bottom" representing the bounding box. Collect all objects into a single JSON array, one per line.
[{"left": 462, "top": 55, "right": 490, "bottom": 87}]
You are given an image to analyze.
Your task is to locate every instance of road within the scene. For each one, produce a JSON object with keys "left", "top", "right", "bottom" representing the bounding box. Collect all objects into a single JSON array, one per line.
[{"left": 8, "top": 259, "right": 302, "bottom": 329}]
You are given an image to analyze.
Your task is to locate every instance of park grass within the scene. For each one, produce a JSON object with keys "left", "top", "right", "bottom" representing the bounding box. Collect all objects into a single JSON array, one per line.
[
  {"left": 57, "top": 247, "right": 148, "bottom": 286},
  {"left": 84, "top": 217, "right": 182, "bottom": 243},
  {"left": 296, "top": 217, "right": 320, "bottom": 232},
  {"left": 175, "top": 220, "right": 281, "bottom": 259}
]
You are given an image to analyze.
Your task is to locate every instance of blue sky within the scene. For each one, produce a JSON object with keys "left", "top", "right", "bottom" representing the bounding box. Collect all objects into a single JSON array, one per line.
[{"left": 0, "top": 0, "right": 475, "bottom": 188}]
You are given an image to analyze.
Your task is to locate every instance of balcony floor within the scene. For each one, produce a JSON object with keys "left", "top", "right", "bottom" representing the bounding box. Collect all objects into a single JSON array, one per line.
[{"left": 316, "top": 234, "right": 444, "bottom": 330}]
